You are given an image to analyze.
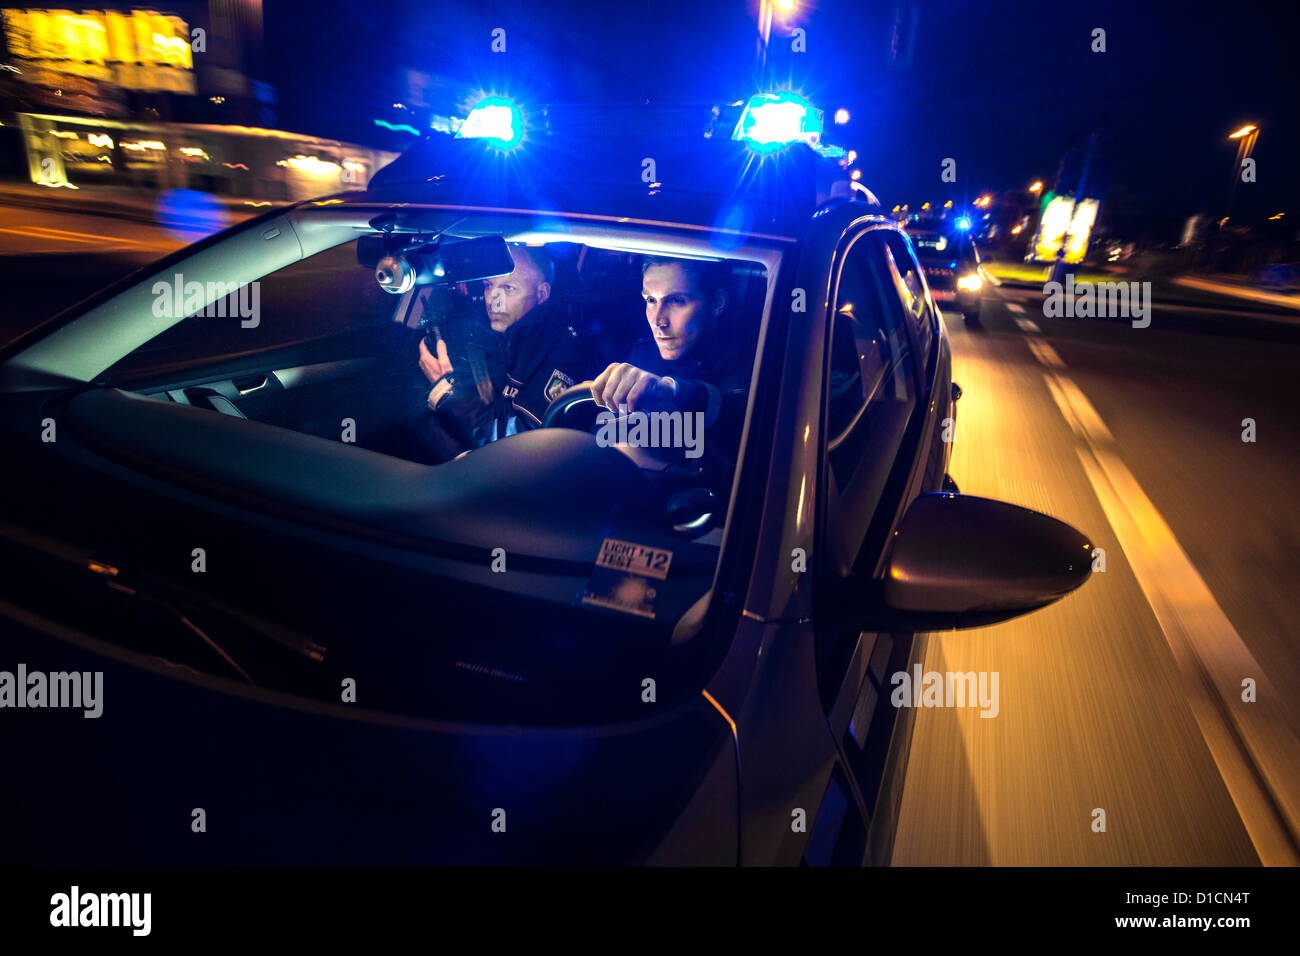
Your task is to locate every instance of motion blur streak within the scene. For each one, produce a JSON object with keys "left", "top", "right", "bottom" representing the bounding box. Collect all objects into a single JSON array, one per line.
[{"left": 893, "top": 287, "right": 1298, "bottom": 865}]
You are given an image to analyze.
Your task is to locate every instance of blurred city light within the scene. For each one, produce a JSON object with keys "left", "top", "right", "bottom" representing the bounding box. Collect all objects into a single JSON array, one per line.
[
  {"left": 375, "top": 119, "right": 419, "bottom": 135},
  {"left": 955, "top": 216, "right": 971, "bottom": 229},
  {"left": 833, "top": 108, "right": 850, "bottom": 124},
  {"left": 1228, "top": 125, "right": 1257, "bottom": 139},
  {"left": 1029, "top": 181, "right": 1043, "bottom": 193},
  {"left": 276, "top": 155, "right": 342, "bottom": 176},
  {"left": 774, "top": 0, "right": 797, "bottom": 12}
]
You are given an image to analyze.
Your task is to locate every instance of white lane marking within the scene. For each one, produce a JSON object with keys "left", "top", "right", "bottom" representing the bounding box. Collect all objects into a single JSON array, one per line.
[
  {"left": 1014, "top": 317, "right": 1041, "bottom": 334},
  {"left": 1005, "top": 301, "right": 1026, "bottom": 313},
  {"left": 1043, "top": 374, "right": 1113, "bottom": 442},
  {"left": 1025, "top": 338, "right": 1065, "bottom": 368},
  {"left": 1047, "top": 371, "right": 1300, "bottom": 865}
]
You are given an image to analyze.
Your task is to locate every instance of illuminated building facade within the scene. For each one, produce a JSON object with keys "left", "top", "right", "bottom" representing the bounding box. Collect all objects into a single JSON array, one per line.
[{"left": 0, "top": 3, "right": 397, "bottom": 199}]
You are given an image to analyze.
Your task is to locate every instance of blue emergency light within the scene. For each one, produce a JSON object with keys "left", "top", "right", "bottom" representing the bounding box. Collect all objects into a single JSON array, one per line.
[
  {"left": 456, "top": 96, "right": 524, "bottom": 150},
  {"left": 955, "top": 216, "right": 971, "bottom": 230},
  {"left": 733, "top": 92, "right": 823, "bottom": 153}
]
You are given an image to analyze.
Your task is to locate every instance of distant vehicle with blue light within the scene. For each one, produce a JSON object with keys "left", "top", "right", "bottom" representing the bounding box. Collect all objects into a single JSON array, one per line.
[
  {"left": 0, "top": 92, "right": 1092, "bottom": 865},
  {"left": 907, "top": 225, "right": 984, "bottom": 324}
]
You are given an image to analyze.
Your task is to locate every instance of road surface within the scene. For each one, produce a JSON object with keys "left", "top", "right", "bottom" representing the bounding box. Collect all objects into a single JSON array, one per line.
[{"left": 893, "top": 283, "right": 1300, "bottom": 865}]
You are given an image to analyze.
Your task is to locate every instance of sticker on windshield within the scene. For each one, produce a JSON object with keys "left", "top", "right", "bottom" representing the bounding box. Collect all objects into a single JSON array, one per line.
[{"left": 582, "top": 538, "right": 673, "bottom": 618}]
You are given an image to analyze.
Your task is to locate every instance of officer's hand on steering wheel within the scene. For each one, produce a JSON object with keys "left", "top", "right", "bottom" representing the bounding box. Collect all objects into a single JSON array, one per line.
[{"left": 591, "top": 362, "right": 677, "bottom": 414}]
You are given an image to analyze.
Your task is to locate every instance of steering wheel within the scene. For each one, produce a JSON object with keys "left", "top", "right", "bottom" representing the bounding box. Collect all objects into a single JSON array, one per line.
[{"left": 541, "top": 382, "right": 600, "bottom": 429}]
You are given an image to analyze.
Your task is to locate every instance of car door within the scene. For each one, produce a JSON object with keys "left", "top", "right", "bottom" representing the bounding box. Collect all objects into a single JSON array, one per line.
[{"left": 811, "top": 225, "right": 926, "bottom": 861}]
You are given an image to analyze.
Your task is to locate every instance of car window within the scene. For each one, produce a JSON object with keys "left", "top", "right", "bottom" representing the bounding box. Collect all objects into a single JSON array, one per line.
[
  {"left": 881, "top": 232, "right": 935, "bottom": 367},
  {"left": 108, "top": 239, "right": 391, "bottom": 379},
  {"left": 88, "top": 230, "right": 773, "bottom": 721},
  {"left": 823, "top": 230, "right": 918, "bottom": 576}
]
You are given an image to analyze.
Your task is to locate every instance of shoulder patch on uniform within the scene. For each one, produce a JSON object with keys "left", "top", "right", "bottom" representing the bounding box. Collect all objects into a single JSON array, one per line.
[{"left": 544, "top": 369, "right": 575, "bottom": 403}]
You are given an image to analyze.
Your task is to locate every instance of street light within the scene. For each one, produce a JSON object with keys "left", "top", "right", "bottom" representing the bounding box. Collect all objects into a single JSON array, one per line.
[
  {"left": 834, "top": 108, "right": 850, "bottom": 125},
  {"left": 1029, "top": 181, "right": 1043, "bottom": 193},
  {"left": 1225, "top": 123, "right": 1260, "bottom": 218}
]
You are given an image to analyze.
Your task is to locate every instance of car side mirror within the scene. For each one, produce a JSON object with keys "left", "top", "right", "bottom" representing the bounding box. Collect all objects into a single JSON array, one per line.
[{"left": 847, "top": 493, "right": 1094, "bottom": 631}]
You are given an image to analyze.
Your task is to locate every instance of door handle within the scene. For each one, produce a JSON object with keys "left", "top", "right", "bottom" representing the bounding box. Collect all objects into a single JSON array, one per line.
[{"left": 234, "top": 374, "right": 269, "bottom": 396}]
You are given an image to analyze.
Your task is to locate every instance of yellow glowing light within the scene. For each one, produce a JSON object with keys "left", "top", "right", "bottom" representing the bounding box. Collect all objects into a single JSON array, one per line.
[
  {"left": 121, "top": 140, "right": 165, "bottom": 151},
  {"left": 151, "top": 32, "right": 192, "bottom": 68},
  {"left": 1228, "top": 125, "right": 1257, "bottom": 139},
  {"left": 892, "top": 204, "right": 900, "bottom": 212},
  {"left": 1033, "top": 197, "right": 1099, "bottom": 263},
  {"left": 244, "top": 200, "right": 272, "bottom": 207},
  {"left": 87, "top": 133, "right": 113, "bottom": 148},
  {"left": 1029, "top": 181, "right": 1043, "bottom": 193},
  {"left": 1268, "top": 212, "right": 1284, "bottom": 220},
  {"left": 277, "top": 154, "right": 343, "bottom": 176},
  {"left": 1011, "top": 224, "right": 1023, "bottom": 234},
  {"left": 921, "top": 202, "right": 930, "bottom": 210},
  {"left": 850, "top": 169, "right": 861, "bottom": 180},
  {"left": 957, "top": 273, "right": 983, "bottom": 292},
  {"left": 775, "top": 0, "right": 797, "bottom": 11},
  {"left": 178, "top": 147, "right": 208, "bottom": 158},
  {"left": 943, "top": 200, "right": 952, "bottom": 208},
  {"left": 51, "top": 130, "right": 79, "bottom": 139}
]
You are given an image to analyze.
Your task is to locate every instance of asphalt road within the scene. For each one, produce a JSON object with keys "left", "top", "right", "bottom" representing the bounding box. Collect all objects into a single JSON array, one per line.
[
  {"left": 894, "top": 283, "right": 1300, "bottom": 865},
  {"left": 3, "top": 201, "right": 1297, "bottom": 865},
  {"left": 0, "top": 202, "right": 188, "bottom": 346}
]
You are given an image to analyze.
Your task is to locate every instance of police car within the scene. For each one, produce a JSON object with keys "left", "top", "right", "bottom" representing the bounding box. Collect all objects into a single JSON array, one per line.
[
  {"left": 0, "top": 93, "right": 1092, "bottom": 864},
  {"left": 908, "top": 221, "right": 984, "bottom": 323}
]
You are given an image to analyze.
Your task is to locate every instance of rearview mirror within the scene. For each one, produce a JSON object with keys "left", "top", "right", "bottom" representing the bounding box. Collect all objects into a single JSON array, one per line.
[{"left": 848, "top": 493, "right": 1093, "bottom": 631}]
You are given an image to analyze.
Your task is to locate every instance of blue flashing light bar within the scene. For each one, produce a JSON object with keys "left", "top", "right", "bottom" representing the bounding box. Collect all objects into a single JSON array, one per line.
[
  {"left": 733, "top": 92, "right": 823, "bottom": 153},
  {"left": 456, "top": 95, "right": 524, "bottom": 150}
]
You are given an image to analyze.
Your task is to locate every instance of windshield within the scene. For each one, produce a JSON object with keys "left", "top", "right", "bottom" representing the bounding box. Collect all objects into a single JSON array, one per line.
[{"left": 98, "top": 215, "right": 778, "bottom": 722}]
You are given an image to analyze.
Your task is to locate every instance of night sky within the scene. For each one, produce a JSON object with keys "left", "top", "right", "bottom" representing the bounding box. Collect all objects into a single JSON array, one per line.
[{"left": 264, "top": 0, "right": 1297, "bottom": 225}]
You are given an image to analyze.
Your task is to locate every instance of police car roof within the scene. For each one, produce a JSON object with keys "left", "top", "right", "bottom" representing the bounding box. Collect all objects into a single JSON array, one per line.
[{"left": 365, "top": 109, "right": 848, "bottom": 239}]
